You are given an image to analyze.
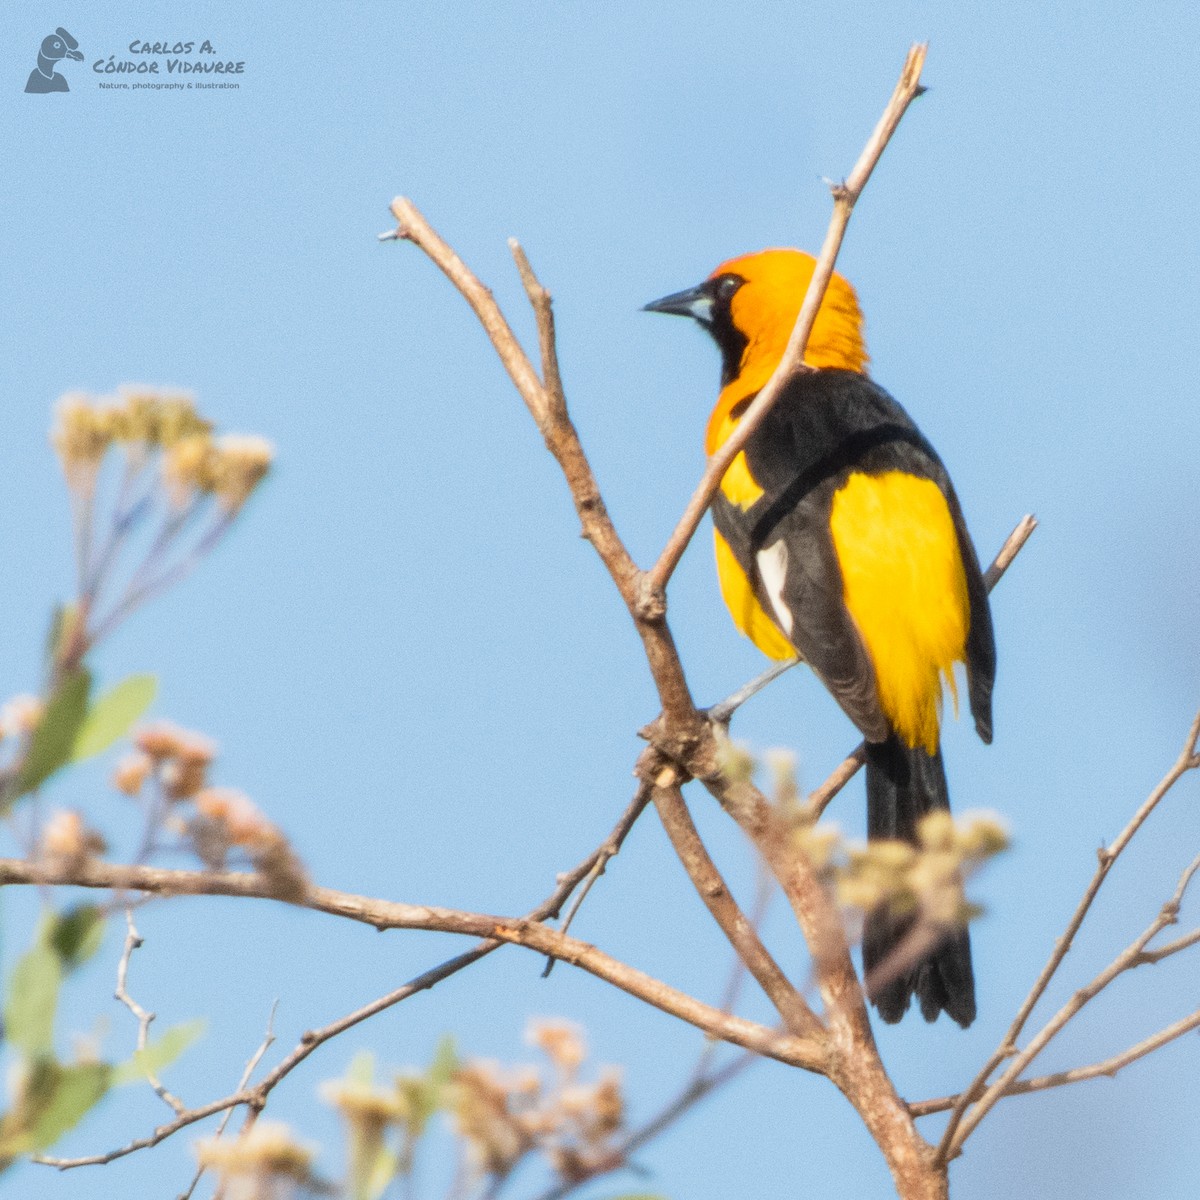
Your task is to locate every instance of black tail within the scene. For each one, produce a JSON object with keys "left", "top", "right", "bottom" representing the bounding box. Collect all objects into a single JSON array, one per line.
[{"left": 862, "top": 734, "right": 976, "bottom": 1028}]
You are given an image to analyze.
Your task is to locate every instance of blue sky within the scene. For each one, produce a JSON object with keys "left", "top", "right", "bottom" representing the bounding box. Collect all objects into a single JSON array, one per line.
[{"left": 2, "top": 2, "right": 1198, "bottom": 1197}]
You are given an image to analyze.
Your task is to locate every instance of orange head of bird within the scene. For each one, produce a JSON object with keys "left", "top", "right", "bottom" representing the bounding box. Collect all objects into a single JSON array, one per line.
[{"left": 644, "top": 248, "right": 869, "bottom": 392}]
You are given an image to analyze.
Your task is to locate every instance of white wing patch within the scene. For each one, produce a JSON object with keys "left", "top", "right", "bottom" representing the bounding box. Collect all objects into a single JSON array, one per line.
[{"left": 756, "top": 540, "right": 793, "bottom": 636}]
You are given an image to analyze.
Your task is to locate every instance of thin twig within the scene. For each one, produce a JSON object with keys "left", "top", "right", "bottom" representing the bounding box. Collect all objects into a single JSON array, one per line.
[
  {"left": 114, "top": 909, "right": 186, "bottom": 1115},
  {"left": 937, "top": 707, "right": 1200, "bottom": 1160},
  {"left": 387, "top": 197, "right": 699, "bottom": 729},
  {"left": 805, "top": 514, "right": 1037, "bottom": 819},
  {"left": 89, "top": 510, "right": 236, "bottom": 648},
  {"left": 706, "top": 658, "right": 799, "bottom": 726},
  {"left": 509, "top": 239, "right": 566, "bottom": 419},
  {"left": 176, "top": 1000, "right": 278, "bottom": 1200},
  {"left": 543, "top": 781, "right": 654, "bottom": 977},
  {"left": 910, "top": 1007, "right": 1200, "bottom": 1117},
  {"left": 982, "top": 513, "right": 1038, "bottom": 591},
  {"left": 941, "top": 839, "right": 1200, "bottom": 1160},
  {"left": 35, "top": 1091, "right": 257, "bottom": 1170},
  {"left": 647, "top": 44, "right": 929, "bottom": 592},
  {"left": 1138, "top": 925, "right": 1200, "bottom": 964}
]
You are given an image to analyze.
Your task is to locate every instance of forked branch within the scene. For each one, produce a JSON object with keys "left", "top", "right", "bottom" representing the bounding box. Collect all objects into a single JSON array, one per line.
[{"left": 647, "top": 43, "right": 929, "bottom": 592}]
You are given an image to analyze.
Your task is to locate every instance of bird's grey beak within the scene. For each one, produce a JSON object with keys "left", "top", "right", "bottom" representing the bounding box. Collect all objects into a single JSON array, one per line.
[
  {"left": 66, "top": 49, "right": 84, "bottom": 60},
  {"left": 642, "top": 283, "right": 714, "bottom": 325}
]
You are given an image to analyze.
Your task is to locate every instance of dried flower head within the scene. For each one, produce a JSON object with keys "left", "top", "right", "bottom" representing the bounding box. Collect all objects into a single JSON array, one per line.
[
  {"left": 210, "top": 435, "right": 274, "bottom": 511},
  {"left": 588, "top": 1068, "right": 624, "bottom": 1139},
  {"left": 793, "top": 820, "right": 842, "bottom": 875},
  {"left": 321, "top": 1076, "right": 411, "bottom": 1127},
  {"left": 450, "top": 1062, "right": 534, "bottom": 1177},
  {"left": 195, "top": 1121, "right": 319, "bottom": 1200},
  {"left": 764, "top": 748, "right": 799, "bottom": 807},
  {"left": 163, "top": 737, "right": 216, "bottom": 801},
  {"left": 40, "top": 809, "right": 106, "bottom": 867},
  {"left": 194, "top": 787, "right": 272, "bottom": 846},
  {"left": 0, "top": 694, "right": 45, "bottom": 741},
  {"left": 112, "top": 752, "right": 153, "bottom": 797},
  {"left": 135, "top": 721, "right": 217, "bottom": 764},
  {"left": 716, "top": 738, "right": 755, "bottom": 785},
  {"left": 51, "top": 395, "right": 119, "bottom": 472},
  {"left": 193, "top": 788, "right": 308, "bottom": 900},
  {"left": 113, "top": 390, "right": 213, "bottom": 448},
  {"left": 162, "top": 434, "right": 218, "bottom": 508},
  {"left": 526, "top": 1019, "right": 586, "bottom": 1078},
  {"left": 946, "top": 811, "right": 1010, "bottom": 859}
]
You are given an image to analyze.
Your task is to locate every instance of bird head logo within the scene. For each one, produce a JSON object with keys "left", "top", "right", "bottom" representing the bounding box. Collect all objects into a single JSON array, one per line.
[{"left": 25, "top": 27, "right": 84, "bottom": 94}]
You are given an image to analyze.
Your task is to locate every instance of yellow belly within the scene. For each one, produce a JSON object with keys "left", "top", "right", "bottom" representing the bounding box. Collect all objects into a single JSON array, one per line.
[
  {"left": 714, "top": 529, "right": 796, "bottom": 661},
  {"left": 829, "top": 471, "right": 969, "bottom": 754}
]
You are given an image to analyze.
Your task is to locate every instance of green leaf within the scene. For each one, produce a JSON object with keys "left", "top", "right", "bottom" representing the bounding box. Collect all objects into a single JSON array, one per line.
[
  {"left": 45, "top": 905, "right": 107, "bottom": 970},
  {"left": 113, "top": 1019, "right": 206, "bottom": 1085},
  {"left": 5, "top": 945, "right": 62, "bottom": 1056},
  {"left": 12, "top": 669, "right": 92, "bottom": 801},
  {"left": 361, "top": 1144, "right": 400, "bottom": 1200},
  {"left": 71, "top": 674, "right": 157, "bottom": 762},
  {"left": 42, "top": 604, "right": 78, "bottom": 671},
  {"left": 407, "top": 1034, "right": 458, "bottom": 1134},
  {"left": 0, "top": 1057, "right": 60, "bottom": 1159},
  {"left": 426, "top": 1035, "right": 458, "bottom": 1094},
  {"left": 27, "top": 1062, "right": 112, "bottom": 1151}
]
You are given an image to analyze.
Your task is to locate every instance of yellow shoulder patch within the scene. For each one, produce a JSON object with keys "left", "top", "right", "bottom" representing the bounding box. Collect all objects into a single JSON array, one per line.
[
  {"left": 713, "top": 529, "right": 796, "bottom": 661},
  {"left": 829, "top": 471, "right": 969, "bottom": 753}
]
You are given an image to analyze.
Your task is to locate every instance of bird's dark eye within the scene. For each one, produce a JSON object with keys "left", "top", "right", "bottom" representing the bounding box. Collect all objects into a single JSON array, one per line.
[{"left": 715, "top": 275, "right": 744, "bottom": 303}]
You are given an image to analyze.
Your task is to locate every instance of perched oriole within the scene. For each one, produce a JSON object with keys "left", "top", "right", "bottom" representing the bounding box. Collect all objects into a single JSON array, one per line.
[{"left": 646, "top": 249, "right": 995, "bottom": 1027}]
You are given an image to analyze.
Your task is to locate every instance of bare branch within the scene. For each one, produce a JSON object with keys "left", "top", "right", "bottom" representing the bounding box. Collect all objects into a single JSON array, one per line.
[
  {"left": 647, "top": 44, "right": 929, "bottom": 592},
  {"left": 543, "top": 781, "right": 654, "bottom": 976},
  {"left": 706, "top": 658, "right": 799, "bottom": 726},
  {"left": 911, "top": 1008, "right": 1200, "bottom": 1118},
  {"left": 806, "top": 514, "right": 1037, "bottom": 819},
  {"left": 938, "top": 708, "right": 1200, "bottom": 1159},
  {"left": 806, "top": 746, "right": 869, "bottom": 821},
  {"left": 942, "top": 835, "right": 1200, "bottom": 1160},
  {"left": 509, "top": 239, "right": 567, "bottom": 419},
  {"left": 387, "top": 199, "right": 699, "bottom": 729},
  {"left": 37, "top": 787, "right": 664, "bottom": 1171},
  {"left": 981, "top": 513, "right": 1038, "bottom": 591},
  {"left": 114, "top": 909, "right": 185, "bottom": 1115},
  {"left": 647, "top": 758, "right": 823, "bottom": 1040},
  {"left": 176, "top": 1001, "right": 278, "bottom": 1200},
  {"left": 2, "top": 856, "right": 822, "bottom": 1071},
  {"left": 388, "top": 199, "right": 548, "bottom": 424},
  {"left": 36, "top": 1091, "right": 257, "bottom": 1170}
]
